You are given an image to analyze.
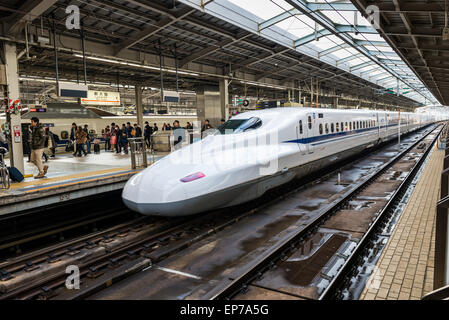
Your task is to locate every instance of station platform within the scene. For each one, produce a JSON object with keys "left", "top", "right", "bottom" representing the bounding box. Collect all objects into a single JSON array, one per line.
[
  {"left": 360, "top": 144, "right": 444, "bottom": 300},
  {"left": 0, "top": 151, "right": 162, "bottom": 216}
]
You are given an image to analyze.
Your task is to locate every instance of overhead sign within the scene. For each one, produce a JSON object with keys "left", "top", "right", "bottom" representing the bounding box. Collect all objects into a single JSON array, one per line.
[
  {"left": 81, "top": 90, "right": 121, "bottom": 106},
  {"left": 58, "top": 83, "right": 88, "bottom": 98},
  {"left": 163, "top": 90, "right": 180, "bottom": 103}
]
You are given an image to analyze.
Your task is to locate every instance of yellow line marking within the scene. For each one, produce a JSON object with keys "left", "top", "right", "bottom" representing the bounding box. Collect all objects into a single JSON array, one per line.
[
  {"left": 24, "top": 171, "right": 138, "bottom": 193},
  {"left": 10, "top": 167, "right": 133, "bottom": 190}
]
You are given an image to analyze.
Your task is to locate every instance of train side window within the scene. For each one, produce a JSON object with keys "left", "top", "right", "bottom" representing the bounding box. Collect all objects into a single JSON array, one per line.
[
  {"left": 319, "top": 123, "right": 323, "bottom": 135},
  {"left": 308, "top": 116, "right": 312, "bottom": 129},
  {"left": 349, "top": 122, "right": 352, "bottom": 131},
  {"left": 345, "top": 122, "right": 348, "bottom": 131},
  {"left": 331, "top": 123, "right": 334, "bottom": 133},
  {"left": 325, "top": 123, "right": 329, "bottom": 134},
  {"left": 352, "top": 122, "right": 355, "bottom": 130},
  {"left": 358, "top": 121, "right": 361, "bottom": 129},
  {"left": 336, "top": 122, "right": 339, "bottom": 132},
  {"left": 299, "top": 120, "right": 303, "bottom": 134},
  {"left": 341, "top": 122, "right": 344, "bottom": 131}
]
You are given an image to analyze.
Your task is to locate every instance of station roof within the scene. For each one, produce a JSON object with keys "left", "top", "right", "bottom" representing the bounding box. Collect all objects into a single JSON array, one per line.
[
  {"left": 0, "top": 0, "right": 439, "bottom": 108},
  {"left": 348, "top": 0, "right": 449, "bottom": 106}
]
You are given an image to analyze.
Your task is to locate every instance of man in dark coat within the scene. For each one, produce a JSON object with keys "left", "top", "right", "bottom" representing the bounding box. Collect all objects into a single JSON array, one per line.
[
  {"left": 30, "top": 117, "right": 48, "bottom": 179},
  {"left": 144, "top": 121, "right": 153, "bottom": 148}
]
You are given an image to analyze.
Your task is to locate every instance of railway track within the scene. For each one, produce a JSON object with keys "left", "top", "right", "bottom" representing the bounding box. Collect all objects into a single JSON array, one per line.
[
  {"left": 209, "top": 124, "right": 443, "bottom": 300},
  {"left": 78, "top": 124, "right": 440, "bottom": 301},
  {"left": 0, "top": 124, "right": 439, "bottom": 300}
]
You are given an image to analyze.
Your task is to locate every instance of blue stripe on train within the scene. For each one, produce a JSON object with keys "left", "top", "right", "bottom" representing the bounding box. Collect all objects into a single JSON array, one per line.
[{"left": 283, "top": 123, "right": 402, "bottom": 145}]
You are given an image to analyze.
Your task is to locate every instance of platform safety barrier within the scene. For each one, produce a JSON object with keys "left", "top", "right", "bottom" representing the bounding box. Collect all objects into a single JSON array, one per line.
[{"left": 128, "top": 138, "right": 148, "bottom": 170}]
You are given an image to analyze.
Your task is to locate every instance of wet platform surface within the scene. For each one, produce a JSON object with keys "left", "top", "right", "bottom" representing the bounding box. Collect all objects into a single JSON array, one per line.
[{"left": 360, "top": 145, "right": 443, "bottom": 300}]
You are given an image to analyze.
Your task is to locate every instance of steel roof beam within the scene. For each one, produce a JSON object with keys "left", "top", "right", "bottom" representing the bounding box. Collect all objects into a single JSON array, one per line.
[
  {"left": 351, "top": 61, "right": 375, "bottom": 71},
  {"left": 368, "top": 51, "right": 399, "bottom": 58},
  {"left": 378, "top": 58, "right": 406, "bottom": 65},
  {"left": 259, "top": 8, "right": 300, "bottom": 31},
  {"left": 5, "top": 0, "right": 58, "bottom": 34},
  {"left": 293, "top": 24, "right": 378, "bottom": 47},
  {"left": 286, "top": 0, "right": 431, "bottom": 103},
  {"left": 318, "top": 43, "right": 350, "bottom": 57},
  {"left": 307, "top": 2, "right": 357, "bottom": 11},
  {"left": 355, "top": 40, "right": 389, "bottom": 47},
  {"left": 113, "top": 7, "right": 195, "bottom": 55},
  {"left": 373, "top": 2, "right": 443, "bottom": 13},
  {"left": 179, "top": 32, "right": 251, "bottom": 67},
  {"left": 360, "top": 66, "right": 380, "bottom": 77},
  {"left": 336, "top": 53, "right": 364, "bottom": 65}
]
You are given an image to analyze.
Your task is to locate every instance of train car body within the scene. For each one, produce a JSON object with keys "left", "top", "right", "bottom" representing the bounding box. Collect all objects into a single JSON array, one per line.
[{"left": 123, "top": 107, "right": 434, "bottom": 216}]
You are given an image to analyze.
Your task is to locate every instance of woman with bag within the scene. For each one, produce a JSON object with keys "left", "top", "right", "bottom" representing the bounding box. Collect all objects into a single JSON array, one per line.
[{"left": 110, "top": 126, "right": 117, "bottom": 152}]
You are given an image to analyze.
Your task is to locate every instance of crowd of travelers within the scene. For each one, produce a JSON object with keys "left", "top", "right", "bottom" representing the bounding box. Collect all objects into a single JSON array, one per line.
[{"left": 22, "top": 116, "right": 222, "bottom": 178}]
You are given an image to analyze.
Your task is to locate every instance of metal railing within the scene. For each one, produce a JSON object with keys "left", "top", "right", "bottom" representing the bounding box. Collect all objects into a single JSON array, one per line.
[{"left": 128, "top": 138, "right": 148, "bottom": 170}]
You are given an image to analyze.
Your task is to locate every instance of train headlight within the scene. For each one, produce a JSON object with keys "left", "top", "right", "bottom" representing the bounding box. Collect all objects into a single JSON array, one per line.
[{"left": 180, "top": 172, "right": 205, "bottom": 183}]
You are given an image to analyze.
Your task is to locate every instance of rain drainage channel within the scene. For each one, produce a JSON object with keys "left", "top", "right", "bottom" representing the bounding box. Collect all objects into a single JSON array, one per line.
[{"left": 343, "top": 140, "right": 438, "bottom": 300}]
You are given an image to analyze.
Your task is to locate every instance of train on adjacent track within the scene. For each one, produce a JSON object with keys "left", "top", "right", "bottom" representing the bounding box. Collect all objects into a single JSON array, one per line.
[{"left": 123, "top": 107, "right": 437, "bottom": 217}]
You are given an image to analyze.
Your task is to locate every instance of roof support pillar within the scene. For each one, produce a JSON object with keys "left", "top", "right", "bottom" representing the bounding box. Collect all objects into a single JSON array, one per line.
[{"left": 2, "top": 41, "right": 24, "bottom": 174}]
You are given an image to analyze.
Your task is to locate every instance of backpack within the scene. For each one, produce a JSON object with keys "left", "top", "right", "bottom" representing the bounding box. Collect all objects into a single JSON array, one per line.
[{"left": 8, "top": 167, "right": 24, "bottom": 182}]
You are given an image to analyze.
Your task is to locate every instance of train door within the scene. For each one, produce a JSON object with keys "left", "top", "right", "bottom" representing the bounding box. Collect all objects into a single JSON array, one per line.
[{"left": 306, "top": 113, "right": 314, "bottom": 154}]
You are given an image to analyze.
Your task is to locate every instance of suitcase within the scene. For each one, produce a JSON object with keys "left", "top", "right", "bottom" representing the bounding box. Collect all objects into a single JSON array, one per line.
[
  {"left": 94, "top": 144, "right": 100, "bottom": 154},
  {"left": 8, "top": 167, "right": 24, "bottom": 182}
]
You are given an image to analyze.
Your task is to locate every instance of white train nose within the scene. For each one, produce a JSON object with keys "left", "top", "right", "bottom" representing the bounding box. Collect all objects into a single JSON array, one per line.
[{"left": 122, "top": 168, "right": 189, "bottom": 215}]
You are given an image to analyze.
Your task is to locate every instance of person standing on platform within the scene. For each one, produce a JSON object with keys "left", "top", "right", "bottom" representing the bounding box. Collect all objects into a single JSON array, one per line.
[
  {"left": 104, "top": 125, "right": 111, "bottom": 151},
  {"left": 75, "top": 126, "right": 87, "bottom": 157},
  {"left": 116, "top": 125, "right": 122, "bottom": 154},
  {"left": 23, "top": 125, "right": 32, "bottom": 162},
  {"left": 134, "top": 123, "right": 142, "bottom": 137},
  {"left": 70, "top": 122, "right": 77, "bottom": 156},
  {"left": 30, "top": 117, "right": 48, "bottom": 179},
  {"left": 201, "top": 119, "right": 213, "bottom": 132},
  {"left": 153, "top": 123, "right": 159, "bottom": 133},
  {"left": 172, "top": 120, "right": 184, "bottom": 150},
  {"left": 144, "top": 121, "right": 153, "bottom": 149},
  {"left": 122, "top": 124, "right": 128, "bottom": 152},
  {"left": 83, "top": 124, "right": 91, "bottom": 154},
  {"left": 45, "top": 127, "right": 56, "bottom": 158},
  {"left": 121, "top": 127, "right": 129, "bottom": 154},
  {"left": 125, "top": 122, "right": 132, "bottom": 137}
]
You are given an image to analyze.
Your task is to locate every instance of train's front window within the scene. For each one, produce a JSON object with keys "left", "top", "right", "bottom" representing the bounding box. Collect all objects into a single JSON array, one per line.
[{"left": 215, "top": 117, "right": 262, "bottom": 135}]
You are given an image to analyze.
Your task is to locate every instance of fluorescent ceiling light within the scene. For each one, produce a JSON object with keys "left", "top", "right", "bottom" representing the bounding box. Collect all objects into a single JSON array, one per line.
[{"left": 73, "top": 54, "right": 199, "bottom": 76}]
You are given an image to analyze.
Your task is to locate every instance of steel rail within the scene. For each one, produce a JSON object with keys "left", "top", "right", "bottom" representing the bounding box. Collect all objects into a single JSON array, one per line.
[
  {"left": 319, "top": 124, "right": 444, "bottom": 299},
  {"left": 208, "top": 124, "right": 441, "bottom": 300}
]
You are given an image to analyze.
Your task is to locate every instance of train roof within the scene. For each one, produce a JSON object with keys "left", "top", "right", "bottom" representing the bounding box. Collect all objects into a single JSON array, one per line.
[{"left": 231, "top": 107, "right": 419, "bottom": 120}]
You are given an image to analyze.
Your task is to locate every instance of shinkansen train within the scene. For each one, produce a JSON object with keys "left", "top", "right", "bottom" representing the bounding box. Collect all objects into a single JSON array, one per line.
[{"left": 122, "top": 107, "right": 436, "bottom": 217}]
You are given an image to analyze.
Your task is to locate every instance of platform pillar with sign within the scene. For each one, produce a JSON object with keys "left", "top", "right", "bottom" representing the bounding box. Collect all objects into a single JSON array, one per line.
[{"left": 3, "top": 42, "right": 24, "bottom": 174}]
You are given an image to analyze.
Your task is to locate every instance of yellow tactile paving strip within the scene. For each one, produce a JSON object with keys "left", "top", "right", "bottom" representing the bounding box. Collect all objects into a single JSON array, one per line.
[
  {"left": 7, "top": 166, "right": 133, "bottom": 190},
  {"left": 360, "top": 145, "right": 444, "bottom": 300}
]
